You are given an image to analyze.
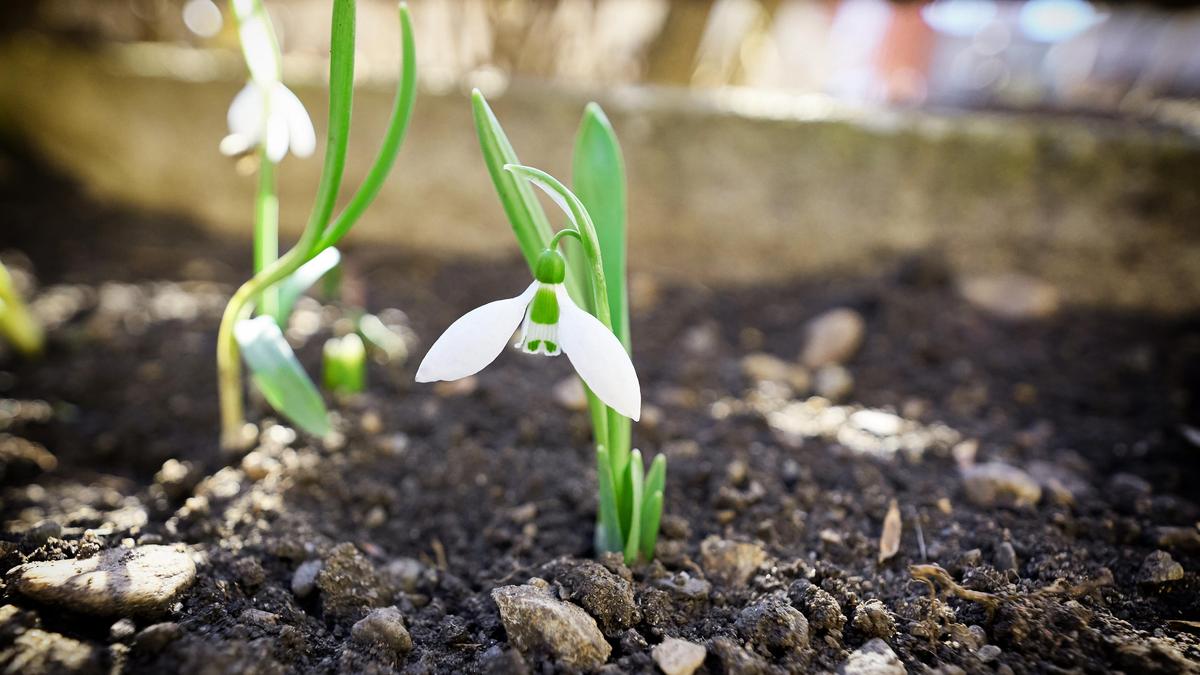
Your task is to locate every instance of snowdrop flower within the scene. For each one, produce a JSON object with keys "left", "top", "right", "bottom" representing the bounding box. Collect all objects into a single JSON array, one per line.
[
  {"left": 416, "top": 248, "right": 641, "bottom": 421},
  {"left": 220, "top": 80, "right": 316, "bottom": 163}
]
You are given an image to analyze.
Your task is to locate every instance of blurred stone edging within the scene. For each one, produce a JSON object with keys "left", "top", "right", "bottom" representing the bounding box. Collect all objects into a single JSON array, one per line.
[{"left": 2, "top": 36, "right": 1199, "bottom": 313}]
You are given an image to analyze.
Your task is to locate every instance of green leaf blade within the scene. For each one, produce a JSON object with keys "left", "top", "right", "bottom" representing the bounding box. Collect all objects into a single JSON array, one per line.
[
  {"left": 623, "top": 449, "right": 645, "bottom": 565},
  {"left": 235, "top": 316, "right": 331, "bottom": 436},
  {"left": 595, "top": 445, "right": 624, "bottom": 554},
  {"left": 271, "top": 247, "right": 340, "bottom": 326},
  {"left": 572, "top": 103, "right": 629, "bottom": 350}
]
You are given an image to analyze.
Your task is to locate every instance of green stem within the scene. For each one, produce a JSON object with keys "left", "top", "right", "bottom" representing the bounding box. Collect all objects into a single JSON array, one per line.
[
  {"left": 254, "top": 150, "right": 280, "bottom": 318},
  {"left": 548, "top": 227, "right": 582, "bottom": 250},
  {"left": 218, "top": 0, "right": 357, "bottom": 448},
  {"left": 0, "top": 265, "right": 43, "bottom": 357}
]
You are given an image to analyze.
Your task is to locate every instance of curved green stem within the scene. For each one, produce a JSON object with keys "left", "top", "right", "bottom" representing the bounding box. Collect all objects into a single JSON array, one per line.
[
  {"left": 255, "top": 149, "right": 280, "bottom": 318},
  {"left": 548, "top": 227, "right": 583, "bottom": 250},
  {"left": 218, "top": 0, "right": 357, "bottom": 448},
  {"left": 312, "top": 3, "right": 417, "bottom": 255}
]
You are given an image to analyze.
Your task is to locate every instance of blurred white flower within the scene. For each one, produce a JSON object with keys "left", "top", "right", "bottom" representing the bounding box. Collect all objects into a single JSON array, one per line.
[{"left": 220, "top": 80, "right": 316, "bottom": 163}]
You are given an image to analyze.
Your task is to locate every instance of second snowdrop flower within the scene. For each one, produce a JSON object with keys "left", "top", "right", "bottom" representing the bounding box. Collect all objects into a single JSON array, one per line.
[
  {"left": 220, "top": 80, "right": 316, "bottom": 163},
  {"left": 416, "top": 248, "right": 641, "bottom": 421}
]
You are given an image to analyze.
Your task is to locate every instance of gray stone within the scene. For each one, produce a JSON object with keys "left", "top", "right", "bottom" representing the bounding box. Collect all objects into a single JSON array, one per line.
[
  {"left": 815, "top": 365, "right": 855, "bottom": 401},
  {"left": 491, "top": 579, "right": 611, "bottom": 669},
  {"left": 958, "top": 274, "right": 1059, "bottom": 320},
  {"left": 994, "top": 542, "right": 1018, "bottom": 573},
  {"left": 802, "top": 308, "right": 866, "bottom": 368},
  {"left": 651, "top": 637, "right": 706, "bottom": 675},
  {"left": 7, "top": 545, "right": 196, "bottom": 615},
  {"left": 291, "top": 559, "right": 323, "bottom": 598},
  {"left": 131, "top": 622, "right": 182, "bottom": 653},
  {"left": 977, "top": 644, "right": 1001, "bottom": 662},
  {"left": 1139, "top": 550, "right": 1184, "bottom": 586},
  {"left": 351, "top": 606, "right": 413, "bottom": 656},
  {"left": 700, "top": 536, "right": 767, "bottom": 587},
  {"left": 961, "top": 462, "right": 1041, "bottom": 508},
  {"left": 0, "top": 628, "right": 99, "bottom": 674},
  {"left": 736, "top": 592, "right": 810, "bottom": 652},
  {"left": 839, "top": 638, "right": 906, "bottom": 675},
  {"left": 109, "top": 618, "right": 137, "bottom": 642}
]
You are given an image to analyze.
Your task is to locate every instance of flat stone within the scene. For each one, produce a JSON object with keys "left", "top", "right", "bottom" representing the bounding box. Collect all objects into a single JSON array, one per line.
[
  {"left": 131, "top": 622, "right": 182, "bottom": 653},
  {"left": 551, "top": 559, "right": 640, "bottom": 637},
  {"left": 815, "top": 365, "right": 854, "bottom": 401},
  {"left": 1139, "top": 550, "right": 1184, "bottom": 586},
  {"left": 801, "top": 308, "right": 866, "bottom": 367},
  {"left": 7, "top": 545, "right": 196, "bottom": 615},
  {"left": 700, "top": 537, "right": 768, "bottom": 587},
  {"left": 1, "top": 628, "right": 99, "bottom": 674},
  {"left": 491, "top": 579, "right": 611, "bottom": 669},
  {"left": 651, "top": 637, "right": 706, "bottom": 675},
  {"left": 961, "top": 462, "right": 1041, "bottom": 508},
  {"left": 351, "top": 606, "right": 413, "bottom": 656},
  {"left": 839, "top": 638, "right": 906, "bottom": 675},
  {"left": 959, "top": 273, "right": 1059, "bottom": 320}
]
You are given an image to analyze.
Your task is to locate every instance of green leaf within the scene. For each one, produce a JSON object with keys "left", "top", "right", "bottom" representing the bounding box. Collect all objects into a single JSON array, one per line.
[
  {"left": 572, "top": 103, "right": 629, "bottom": 350},
  {"left": 313, "top": 2, "right": 418, "bottom": 254},
  {"left": 595, "top": 445, "right": 624, "bottom": 554},
  {"left": 623, "top": 449, "right": 645, "bottom": 564},
  {"left": 640, "top": 490, "right": 664, "bottom": 562},
  {"left": 0, "top": 263, "right": 43, "bottom": 357},
  {"left": 640, "top": 454, "right": 666, "bottom": 561},
  {"left": 235, "top": 315, "right": 331, "bottom": 436},
  {"left": 270, "top": 247, "right": 340, "bottom": 326},
  {"left": 470, "top": 92, "right": 589, "bottom": 306}
]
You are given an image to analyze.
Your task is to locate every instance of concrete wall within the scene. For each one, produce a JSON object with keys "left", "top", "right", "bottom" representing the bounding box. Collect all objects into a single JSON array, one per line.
[{"left": 2, "top": 37, "right": 1199, "bottom": 312}]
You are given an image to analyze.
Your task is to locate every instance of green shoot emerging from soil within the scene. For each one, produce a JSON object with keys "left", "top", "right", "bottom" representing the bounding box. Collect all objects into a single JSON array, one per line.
[
  {"left": 0, "top": 262, "right": 43, "bottom": 357},
  {"left": 415, "top": 93, "right": 666, "bottom": 564},
  {"left": 216, "top": 0, "right": 417, "bottom": 448}
]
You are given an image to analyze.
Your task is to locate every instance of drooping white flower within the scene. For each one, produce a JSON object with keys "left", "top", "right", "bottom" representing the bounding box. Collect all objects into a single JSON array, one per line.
[
  {"left": 220, "top": 80, "right": 316, "bottom": 163},
  {"left": 416, "top": 249, "right": 641, "bottom": 421}
]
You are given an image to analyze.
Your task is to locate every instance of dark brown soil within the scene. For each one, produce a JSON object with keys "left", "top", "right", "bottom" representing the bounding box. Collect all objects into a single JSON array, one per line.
[{"left": 1, "top": 141, "right": 1199, "bottom": 674}]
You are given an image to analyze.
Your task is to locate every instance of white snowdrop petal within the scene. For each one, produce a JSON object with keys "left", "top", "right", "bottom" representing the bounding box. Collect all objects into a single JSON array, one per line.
[
  {"left": 555, "top": 286, "right": 641, "bottom": 421},
  {"left": 264, "top": 108, "right": 290, "bottom": 163},
  {"left": 219, "top": 133, "right": 254, "bottom": 157},
  {"left": 416, "top": 282, "right": 539, "bottom": 383},
  {"left": 227, "top": 82, "right": 263, "bottom": 138},
  {"left": 277, "top": 84, "right": 316, "bottom": 158}
]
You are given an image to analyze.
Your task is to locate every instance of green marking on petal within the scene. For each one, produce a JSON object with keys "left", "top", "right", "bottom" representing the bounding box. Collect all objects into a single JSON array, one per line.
[
  {"left": 544, "top": 341, "right": 558, "bottom": 353},
  {"left": 527, "top": 339, "right": 541, "bottom": 352},
  {"left": 529, "top": 286, "right": 560, "bottom": 325}
]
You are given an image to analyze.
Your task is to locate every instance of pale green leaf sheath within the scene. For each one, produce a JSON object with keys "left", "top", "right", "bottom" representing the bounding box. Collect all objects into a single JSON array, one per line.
[{"left": 416, "top": 249, "right": 641, "bottom": 421}]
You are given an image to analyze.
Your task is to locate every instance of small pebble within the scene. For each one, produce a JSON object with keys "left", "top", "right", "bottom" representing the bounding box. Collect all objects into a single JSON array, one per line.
[
  {"left": 994, "top": 542, "right": 1018, "bottom": 573},
  {"left": 815, "top": 365, "right": 854, "bottom": 401},
  {"left": 291, "top": 559, "right": 323, "bottom": 598},
  {"left": 801, "top": 308, "right": 865, "bottom": 368},
  {"left": 351, "top": 606, "right": 413, "bottom": 656},
  {"left": 651, "top": 637, "right": 706, "bottom": 675},
  {"left": 961, "top": 462, "right": 1041, "bottom": 508},
  {"left": 1139, "top": 550, "right": 1184, "bottom": 586}
]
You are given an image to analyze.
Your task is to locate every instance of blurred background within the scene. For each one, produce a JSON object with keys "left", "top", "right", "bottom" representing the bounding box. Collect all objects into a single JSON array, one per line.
[{"left": 1, "top": 0, "right": 1199, "bottom": 311}]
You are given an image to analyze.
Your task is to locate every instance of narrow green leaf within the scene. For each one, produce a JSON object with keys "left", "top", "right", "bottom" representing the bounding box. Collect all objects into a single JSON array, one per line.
[
  {"left": 313, "top": 2, "right": 418, "bottom": 254},
  {"left": 595, "top": 445, "right": 624, "bottom": 554},
  {"left": 640, "top": 454, "right": 666, "bottom": 561},
  {"left": 0, "top": 263, "right": 43, "bottom": 357},
  {"left": 305, "top": 0, "right": 356, "bottom": 240},
  {"left": 471, "top": 90, "right": 554, "bottom": 271},
  {"left": 640, "top": 490, "right": 664, "bottom": 562},
  {"left": 271, "top": 247, "right": 340, "bottom": 326},
  {"left": 235, "top": 316, "right": 330, "bottom": 436},
  {"left": 470, "top": 92, "right": 589, "bottom": 306},
  {"left": 623, "top": 449, "right": 645, "bottom": 564},
  {"left": 572, "top": 103, "right": 629, "bottom": 350}
]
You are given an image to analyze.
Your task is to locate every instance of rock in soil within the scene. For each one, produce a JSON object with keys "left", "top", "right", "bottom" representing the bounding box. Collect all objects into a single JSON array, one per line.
[
  {"left": 790, "top": 580, "right": 846, "bottom": 635},
  {"left": 852, "top": 600, "right": 897, "bottom": 640},
  {"left": 0, "top": 628, "right": 100, "bottom": 674},
  {"left": 700, "top": 536, "right": 767, "bottom": 587},
  {"left": 491, "top": 579, "right": 611, "bottom": 670},
  {"left": 316, "top": 543, "right": 387, "bottom": 621},
  {"left": 960, "top": 462, "right": 1042, "bottom": 508},
  {"left": 1138, "top": 550, "right": 1184, "bottom": 586},
  {"left": 815, "top": 364, "right": 855, "bottom": 400},
  {"left": 958, "top": 273, "right": 1059, "bottom": 320},
  {"left": 801, "top": 307, "right": 866, "bottom": 368},
  {"left": 549, "top": 559, "right": 640, "bottom": 637},
  {"left": 651, "top": 637, "right": 707, "bottom": 675},
  {"left": 838, "top": 638, "right": 905, "bottom": 675},
  {"left": 736, "top": 592, "right": 810, "bottom": 653},
  {"left": 6, "top": 545, "right": 196, "bottom": 615},
  {"left": 351, "top": 606, "right": 413, "bottom": 656},
  {"left": 131, "top": 622, "right": 182, "bottom": 654},
  {"left": 291, "top": 559, "right": 323, "bottom": 598}
]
